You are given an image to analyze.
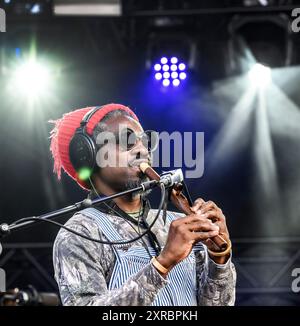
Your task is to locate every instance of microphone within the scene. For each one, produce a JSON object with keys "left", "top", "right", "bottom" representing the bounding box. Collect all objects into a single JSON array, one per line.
[
  {"left": 0, "top": 286, "right": 60, "bottom": 306},
  {"left": 159, "top": 169, "right": 184, "bottom": 187},
  {"left": 140, "top": 163, "right": 183, "bottom": 188}
]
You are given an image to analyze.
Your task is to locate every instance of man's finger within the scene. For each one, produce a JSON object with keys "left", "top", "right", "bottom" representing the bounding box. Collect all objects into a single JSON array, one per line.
[
  {"left": 187, "top": 221, "right": 219, "bottom": 233},
  {"left": 203, "top": 238, "right": 221, "bottom": 251},
  {"left": 181, "top": 214, "right": 217, "bottom": 226},
  {"left": 191, "top": 230, "right": 219, "bottom": 242},
  {"left": 190, "top": 198, "right": 205, "bottom": 213},
  {"left": 173, "top": 213, "right": 205, "bottom": 226},
  {"left": 194, "top": 207, "right": 226, "bottom": 223},
  {"left": 198, "top": 201, "right": 217, "bottom": 214},
  {"left": 200, "top": 210, "right": 222, "bottom": 223}
]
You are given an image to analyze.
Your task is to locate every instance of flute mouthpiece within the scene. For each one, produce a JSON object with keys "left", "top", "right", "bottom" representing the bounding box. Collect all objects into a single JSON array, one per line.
[{"left": 139, "top": 162, "right": 150, "bottom": 173}]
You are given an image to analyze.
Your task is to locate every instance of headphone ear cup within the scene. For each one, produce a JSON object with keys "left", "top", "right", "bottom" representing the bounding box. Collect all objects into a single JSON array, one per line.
[{"left": 69, "top": 133, "right": 96, "bottom": 172}]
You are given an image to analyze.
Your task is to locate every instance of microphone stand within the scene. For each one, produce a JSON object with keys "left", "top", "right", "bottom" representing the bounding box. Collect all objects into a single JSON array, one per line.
[
  {"left": 0, "top": 179, "right": 159, "bottom": 293},
  {"left": 0, "top": 180, "right": 158, "bottom": 238}
]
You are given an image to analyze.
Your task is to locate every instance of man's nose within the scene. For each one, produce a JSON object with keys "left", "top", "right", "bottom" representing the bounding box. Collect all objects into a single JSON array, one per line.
[{"left": 130, "top": 139, "right": 149, "bottom": 158}]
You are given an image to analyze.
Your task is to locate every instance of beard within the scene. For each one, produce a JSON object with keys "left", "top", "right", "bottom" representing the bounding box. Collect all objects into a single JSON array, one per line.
[
  {"left": 98, "top": 168, "right": 152, "bottom": 198},
  {"left": 124, "top": 173, "right": 152, "bottom": 199}
]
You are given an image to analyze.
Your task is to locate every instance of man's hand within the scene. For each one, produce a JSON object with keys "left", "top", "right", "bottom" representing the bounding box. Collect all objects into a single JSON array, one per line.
[
  {"left": 190, "top": 198, "right": 231, "bottom": 265},
  {"left": 156, "top": 198, "right": 231, "bottom": 274}
]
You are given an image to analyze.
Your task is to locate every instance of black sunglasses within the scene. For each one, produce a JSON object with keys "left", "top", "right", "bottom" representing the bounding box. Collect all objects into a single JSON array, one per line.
[{"left": 101, "top": 128, "right": 158, "bottom": 152}]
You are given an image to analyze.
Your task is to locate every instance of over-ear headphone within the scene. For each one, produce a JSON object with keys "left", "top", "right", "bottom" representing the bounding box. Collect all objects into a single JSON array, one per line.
[{"left": 69, "top": 106, "right": 103, "bottom": 173}]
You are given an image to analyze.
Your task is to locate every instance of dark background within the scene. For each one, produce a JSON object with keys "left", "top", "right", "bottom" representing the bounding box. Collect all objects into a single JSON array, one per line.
[{"left": 1, "top": 0, "right": 300, "bottom": 305}]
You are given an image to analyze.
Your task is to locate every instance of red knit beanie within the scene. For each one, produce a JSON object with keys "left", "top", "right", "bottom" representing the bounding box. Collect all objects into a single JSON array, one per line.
[{"left": 49, "top": 103, "right": 139, "bottom": 190}]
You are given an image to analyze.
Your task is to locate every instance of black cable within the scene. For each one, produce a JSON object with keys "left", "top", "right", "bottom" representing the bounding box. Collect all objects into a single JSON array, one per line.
[
  {"left": 182, "top": 180, "right": 193, "bottom": 207},
  {"left": 89, "top": 177, "right": 153, "bottom": 257},
  {"left": 10, "top": 184, "right": 166, "bottom": 246},
  {"left": 135, "top": 195, "right": 153, "bottom": 258},
  {"left": 99, "top": 196, "right": 153, "bottom": 257}
]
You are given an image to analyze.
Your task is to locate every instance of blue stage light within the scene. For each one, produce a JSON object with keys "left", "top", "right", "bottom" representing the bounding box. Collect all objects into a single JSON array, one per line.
[
  {"left": 170, "top": 57, "right": 178, "bottom": 64},
  {"left": 179, "top": 72, "right": 187, "bottom": 80},
  {"left": 162, "top": 79, "right": 170, "bottom": 87},
  {"left": 160, "top": 57, "right": 168, "bottom": 64},
  {"left": 155, "top": 72, "right": 163, "bottom": 80},
  {"left": 153, "top": 57, "right": 187, "bottom": 88},
  {"left": 154, "top": 64, "right": 161, "bottom": 71},
  {"left": 163, "top": 72, "right": 170, "bottom": 79},
  {"left": 173, "top": 79, "right": 180, "bottom": 87},
  {"left": 171, "top": 72, "right": 178, "bottom": 79},
  {"left": 162, "top": 64, "right": 170, "bottom": 72},
  {"left": 178, "top": 63, "right": 186, "bottom": 71}
]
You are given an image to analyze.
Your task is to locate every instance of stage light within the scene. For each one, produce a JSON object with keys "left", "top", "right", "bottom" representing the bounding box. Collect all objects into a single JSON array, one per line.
[
  {"left": 153, "top": 57, "right": 187, "bottom": 87},
  {"left": 162, "top": 64, "right": 169, "bottom": 72},
  {"left": 179, "top": 72, "right": 187, "bottom": 80},
  {"left": 170, "top": 57, "right": 178, "bottom": 64},
  {"left": 31, "top": 4, "right": 41, "bottom": 14},
  {"left": 170, "top": 64, "right": 177, "bottom": 71},
  {"left": 155, "top": 72, "right": 162, "bottom": 80},
  {"left": 162, "top": 79, "right": 170, "bottom": 87},
  {"left": 10, "top": 59, "right": 51, "bottom": 100},
  {"left": 249, "top": 63, "right": 271, "bottom": 88},
  {"left": 160, "top": 57, "right": 168, "bottom": 64},
  {"left": 163, "top": 72, "right": 170, "bottom": 79},
  {"left": 171, "top": 71, "right": 178, "bottom": 79},
  {"left": 154, "top": 64, "right": 161, "bottom": 71},
  {"left": 172, "top": 79, "right": 180, "bottom": 87},
  {"left": 178, "top": 63, "right": 186, "bottom": 71},
  {"left": 227, "top": 14, "right": 291, "bottom": 72}
]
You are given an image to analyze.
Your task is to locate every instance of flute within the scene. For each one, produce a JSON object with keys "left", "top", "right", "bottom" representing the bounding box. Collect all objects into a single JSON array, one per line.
[{"left": 139, "top": 163, "right": 228, "bottom": 252}]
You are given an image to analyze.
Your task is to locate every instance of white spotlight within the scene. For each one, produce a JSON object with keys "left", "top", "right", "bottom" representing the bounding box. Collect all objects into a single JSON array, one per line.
[
  {"left": 249, "top": 63, "right": 271, "bottom": 88},
  {"left": 12, "top": 60, "right": 50, "bottom": 98}
]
